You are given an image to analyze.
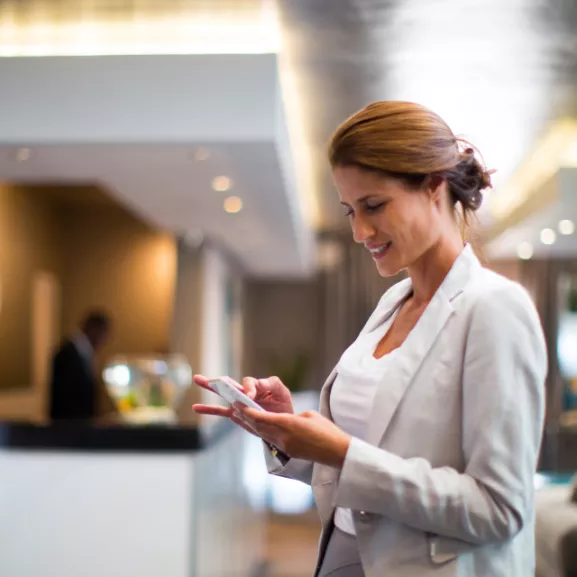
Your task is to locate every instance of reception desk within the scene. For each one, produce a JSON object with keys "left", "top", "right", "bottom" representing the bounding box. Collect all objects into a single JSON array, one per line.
[{"left": 0, "top": 422, "right": 268, "bottom": 577}]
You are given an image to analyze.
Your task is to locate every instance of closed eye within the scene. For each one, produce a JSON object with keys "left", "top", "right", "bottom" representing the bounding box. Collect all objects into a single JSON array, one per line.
[
  {"left": 365, "top": 202, "right": 385, "bottom": 213},
  {"left": 342, "top": 201, "right": 387, "bottom": 218}
]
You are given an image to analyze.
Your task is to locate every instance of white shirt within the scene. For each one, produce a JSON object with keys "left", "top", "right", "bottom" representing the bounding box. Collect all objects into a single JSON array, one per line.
[
  {"left": 73, "top": 332, "right": 94, "bottom": 368},
  {"left": 330, "top": 307, "right": 401, "bottom": 535}
]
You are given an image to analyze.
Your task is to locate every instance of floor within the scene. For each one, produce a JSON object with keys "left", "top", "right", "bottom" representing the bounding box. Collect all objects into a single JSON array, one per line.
[{"left": 264, "top": 511, "right": 321, "bottom": 577}]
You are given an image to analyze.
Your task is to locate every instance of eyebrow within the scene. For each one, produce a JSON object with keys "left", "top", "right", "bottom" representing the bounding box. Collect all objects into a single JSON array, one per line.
[{"left": 340, "top": 195, "right": 378, "bottom": 206}]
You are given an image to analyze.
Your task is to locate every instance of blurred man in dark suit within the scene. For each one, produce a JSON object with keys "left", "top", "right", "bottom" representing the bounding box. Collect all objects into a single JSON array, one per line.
[{"left": 49, "top": 310, "right": 113, "bottom": 421}]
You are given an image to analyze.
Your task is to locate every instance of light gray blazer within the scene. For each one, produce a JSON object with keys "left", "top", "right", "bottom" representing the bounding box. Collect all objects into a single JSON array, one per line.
[{"left": 266, "top": 245, "right": 547, "bottom": 577}]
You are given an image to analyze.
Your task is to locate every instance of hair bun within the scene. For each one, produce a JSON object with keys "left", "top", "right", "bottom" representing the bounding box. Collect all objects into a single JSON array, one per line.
[{"left": 446, "top": 146, "right": 493, "bottom": 212}]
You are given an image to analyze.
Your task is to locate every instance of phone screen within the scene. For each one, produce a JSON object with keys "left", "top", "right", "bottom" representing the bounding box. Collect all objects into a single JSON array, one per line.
[{"left": 208, "top": 378, "right": 265, "bottom": 411}]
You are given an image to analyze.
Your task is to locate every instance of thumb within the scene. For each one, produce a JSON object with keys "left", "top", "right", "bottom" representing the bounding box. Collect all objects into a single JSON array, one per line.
[{"left": 241, "top": 377, "right": 258, "bottom": 400}]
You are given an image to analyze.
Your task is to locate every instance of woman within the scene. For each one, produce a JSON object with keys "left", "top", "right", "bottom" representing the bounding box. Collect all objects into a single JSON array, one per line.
[{"left": 193, "top": 101, "right": 547, "bottom": 577}]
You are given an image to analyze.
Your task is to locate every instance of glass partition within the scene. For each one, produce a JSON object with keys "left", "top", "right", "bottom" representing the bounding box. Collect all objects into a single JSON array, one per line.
[
  {"left": 102, "top": 354, "right": 192, "bottom": 425},
  {"left": 557, "top": 273, "right": 577, "bottom": 426}
]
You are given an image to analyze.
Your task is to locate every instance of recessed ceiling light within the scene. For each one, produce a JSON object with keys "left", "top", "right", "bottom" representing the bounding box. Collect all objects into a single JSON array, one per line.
[
  {"left": 517, "top": 242, "right": 534, "bottom": 260},
  {"left": 540, "top": 228, "right": 557, "bottom": 245},
  {"left": 194, "top": 148, "right": 209, "bottom": 161},
  {"left": 212, "top": 176, "right": 232, "bottom": 192},
  {"left": 559, "top": 219, "right": 575, "bottom": 235},
  {"left": 16, "top": 148, "right": 31, "bottom": 162},
  {"left": 223, "top": 196, "right": 242, "bottom": 214}
]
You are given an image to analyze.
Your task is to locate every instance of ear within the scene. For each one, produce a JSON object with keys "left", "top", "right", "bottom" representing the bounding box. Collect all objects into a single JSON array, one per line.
[{"left": 426, "top": 174, "right": 446, "bottom": 204}]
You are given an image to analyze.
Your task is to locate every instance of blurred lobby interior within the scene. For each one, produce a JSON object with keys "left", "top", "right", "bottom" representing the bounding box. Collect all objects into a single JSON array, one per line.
[{"left": 3, "top": 1, "right": 577, "bottom": 576}]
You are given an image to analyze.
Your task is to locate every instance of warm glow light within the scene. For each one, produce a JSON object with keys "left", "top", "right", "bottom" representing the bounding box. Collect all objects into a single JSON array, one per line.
[
  {"left": 540, "top": 228, "right": 557, "bottom": 245},
  {"left": 316, "top": 240, "right": 344, "bottom": 270},
  {"left": 276, "top": 42, "right": 320, "bottom": 229},
  {"left": 517, "top": 242, "right": 534, "bottom": 260},
  {"left": 16, "top": 148, "right": 31, "bottom": 162},
  {"left": 103, "top": 364, "right": 130, "bottom": 388},
  {"left": 0, "top": 3, "right": 279, "bottom": 56},
  {"left": 223, "top": 196, "right": 243, "bottom": 214},
  {"left": 194, "top": 148, "right": 210, "bottom": 161},
  {"left": 491, "top": 118, "right": 577, "bottom": 220},
  {"left": 559, "top": 219, "right": 575, "bottom": 236},
  {"left": 212, "top": 176, "right": 232, "bottom": 192}
]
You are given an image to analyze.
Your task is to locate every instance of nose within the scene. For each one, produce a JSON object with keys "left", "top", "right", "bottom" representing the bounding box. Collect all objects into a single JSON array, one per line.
[{"left": 351, "top": 213, "right": 376, "bottom": 244}]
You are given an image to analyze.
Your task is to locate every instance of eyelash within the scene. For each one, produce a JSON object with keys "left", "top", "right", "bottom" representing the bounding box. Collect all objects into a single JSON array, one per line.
[
  {"left": 367, "top": 203, "right": 384, "bottom": 213},
  {"left": 345, "top": 203, "right": 385, "bottom": 217}
]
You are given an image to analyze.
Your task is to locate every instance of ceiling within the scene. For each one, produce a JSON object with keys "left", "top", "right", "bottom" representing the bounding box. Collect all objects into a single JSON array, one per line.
[
  {"left": 0, "top": 53, "right": 315, "bottom": 278},
  {"left": 276, "top": 0, "right": 577, "bottom": 250},
  {"left": 0, "top": 143, "right": 306, "bottom": 276},
  {"left": 2, "top": 0, "right": 577, "bottom": 264},
  {"left": 486, "top": 168, "right": 577, "bottom": 259}
]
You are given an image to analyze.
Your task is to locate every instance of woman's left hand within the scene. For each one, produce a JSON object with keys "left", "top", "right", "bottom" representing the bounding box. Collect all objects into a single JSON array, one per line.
[{"left": 238, "top": 408, "right": 352, "bottom": 469}]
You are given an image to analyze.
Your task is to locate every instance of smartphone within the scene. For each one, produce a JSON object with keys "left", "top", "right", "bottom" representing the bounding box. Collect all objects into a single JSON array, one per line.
[{"left": 207, "top": 377, "right": 265, "bottom": 412}]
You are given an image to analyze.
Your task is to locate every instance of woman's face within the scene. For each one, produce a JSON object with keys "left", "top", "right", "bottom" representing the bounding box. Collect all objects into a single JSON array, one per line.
[{"left": 333, "top": 165, "right": 449, "bottom": 277}]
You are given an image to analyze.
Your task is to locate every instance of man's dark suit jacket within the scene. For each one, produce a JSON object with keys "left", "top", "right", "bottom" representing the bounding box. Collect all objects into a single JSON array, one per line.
[{"left": 49, "top": 340, "right": 96, "bottom": 421}]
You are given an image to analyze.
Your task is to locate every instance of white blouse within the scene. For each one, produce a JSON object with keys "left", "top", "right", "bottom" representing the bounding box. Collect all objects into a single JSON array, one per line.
[{"left": 330, "top": 307, "right": 401, "bottom": 536}]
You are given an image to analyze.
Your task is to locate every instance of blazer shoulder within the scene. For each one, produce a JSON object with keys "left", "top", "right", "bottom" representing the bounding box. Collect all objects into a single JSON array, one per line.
[
  {"left": 468, "top": 267, "right": 535, "bottom": 306},
  {"left": 464, "top": 267, "right": 543, "bottom": 334}
]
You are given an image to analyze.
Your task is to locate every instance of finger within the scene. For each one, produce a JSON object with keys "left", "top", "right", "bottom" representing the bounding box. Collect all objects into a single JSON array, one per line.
[
  {"left": 193, "top": 375, "right": 213, "bottom": 391},
  {"left": 257, "top": 377, "right": 274, "bottom": 395},
  {"left": 267, "top": 376, "right": 284, "bottom": 389},
  {"left": 241, "top": 377, "right": 258, "bottom": 400},
  {"left": 233, "top": 401, "right": 255, "bottom": 414},
  {"left": 191, "top": 404, "right": 232, "bottom": 417},
  {"left": 241, "top": 407, "right": 290, "bottom": 426},
  {"left": 231, "top": 408, "right": 267, "bottom": 434}
]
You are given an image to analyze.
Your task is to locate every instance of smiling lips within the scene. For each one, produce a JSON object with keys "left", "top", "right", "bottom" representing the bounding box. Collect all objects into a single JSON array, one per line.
[{"left": 367, "top": 241, "right": 392, "bottom": 260}]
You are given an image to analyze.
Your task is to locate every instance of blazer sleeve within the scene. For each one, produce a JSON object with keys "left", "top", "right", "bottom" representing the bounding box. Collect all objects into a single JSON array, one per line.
[
  {"left": 263, "top": 445, "right": 314, "bottom": 485},
  {"left": 333, "top": 282, "right": 547, "bottom": 545}
]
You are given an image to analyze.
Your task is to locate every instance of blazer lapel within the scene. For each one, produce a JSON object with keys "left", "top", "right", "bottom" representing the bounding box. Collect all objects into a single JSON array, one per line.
[
  {"left": 365, "top": 244, "right": 481, "bottom": 446},
  {"left": 318, "top": 277, "right": 413, "bottom": 421},
  {"left": 313, "top": 369, "right": 340, "bottom": 487},
  {"left": 364, "top": 290, "right": 454, "bottom": 445},
  {"left": 313, "top": 279, "right": 414, "bottom": 492},
  {"left": 319, "top": 368, "right": 337, "bottom": 420},
  {"left": 316, "top": 245, "right": 480, "bottom": 467}
]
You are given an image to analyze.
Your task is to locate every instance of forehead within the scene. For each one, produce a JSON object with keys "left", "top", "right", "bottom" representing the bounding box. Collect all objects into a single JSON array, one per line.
[{"left": 333, "top": 165, "right": 405, "bottom": 202}]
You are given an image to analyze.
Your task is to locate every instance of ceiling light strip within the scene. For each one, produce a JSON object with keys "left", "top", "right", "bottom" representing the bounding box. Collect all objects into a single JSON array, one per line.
[
  {"left": 490, "top": 118, "right": 577, "bottom": 221},
  {"left": 0, "top": 2, "right": 279, "bottom": 56}
]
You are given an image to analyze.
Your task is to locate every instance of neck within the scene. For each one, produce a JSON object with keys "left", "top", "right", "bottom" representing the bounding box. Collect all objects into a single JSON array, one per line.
[{"left": 407, "top": 234, "right": 464, "bottom": 305}]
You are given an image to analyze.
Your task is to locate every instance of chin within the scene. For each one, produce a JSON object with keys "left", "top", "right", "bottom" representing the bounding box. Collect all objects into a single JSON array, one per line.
[{"left": 375, "top": 259, "right": 404, "bottom": 278}]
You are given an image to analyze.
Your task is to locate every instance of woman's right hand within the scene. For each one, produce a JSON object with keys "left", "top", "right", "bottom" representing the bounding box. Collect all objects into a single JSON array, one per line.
[
  {"left": 192, "top": 375, "right": 294, "bottom": 435},
  {"left": 239, "top": 376, "right": 294, "bottom": 414}
]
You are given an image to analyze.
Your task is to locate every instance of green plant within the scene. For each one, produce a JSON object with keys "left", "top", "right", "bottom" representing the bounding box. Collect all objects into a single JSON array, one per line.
[
  {"left": 568, "top": 288, "right": 577, "bottom": 313},
  {"left": 267, "top": 350, "right": 311, "bottom": 392}
]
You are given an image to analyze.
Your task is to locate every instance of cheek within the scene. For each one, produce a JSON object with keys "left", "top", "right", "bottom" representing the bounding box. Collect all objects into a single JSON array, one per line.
[{"left": 397, "top": 202, "right": 439, "bottom": 245}]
